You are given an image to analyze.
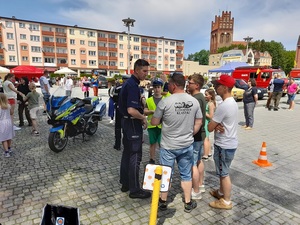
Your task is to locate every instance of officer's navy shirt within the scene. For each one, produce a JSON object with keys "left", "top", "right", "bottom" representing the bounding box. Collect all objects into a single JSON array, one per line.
[{"left": 119, "top": 75, "right": 143, "bottom": 117}]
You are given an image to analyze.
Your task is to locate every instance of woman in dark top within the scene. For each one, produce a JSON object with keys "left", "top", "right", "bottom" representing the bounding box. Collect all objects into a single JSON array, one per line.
[
  {"left": 17, "top": 77, "right": 32, "bottom": 126},
  {"left": 242, "top": 79, "right": 258, "bottom": 130}
]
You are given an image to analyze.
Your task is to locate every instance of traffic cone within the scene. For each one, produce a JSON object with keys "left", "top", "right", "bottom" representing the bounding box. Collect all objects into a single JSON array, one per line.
[{"left": 252, "top": 142, "right": 272, "bottom": 167}]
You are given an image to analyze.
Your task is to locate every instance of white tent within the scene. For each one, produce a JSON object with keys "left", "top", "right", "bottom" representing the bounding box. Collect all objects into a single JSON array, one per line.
[
  {"left": 0, "top": 66, "right": 10, "bottom": 74},
  {"left": 54, "top": 68, "right": 77, "bottom": 75}
]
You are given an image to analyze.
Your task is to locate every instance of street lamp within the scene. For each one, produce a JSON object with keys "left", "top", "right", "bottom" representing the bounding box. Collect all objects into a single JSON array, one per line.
[
  {"left": 12, "top": 16, "right": 19, "bottom": 65},
  {"left": 243, "top": 36, "right": 253, "bottom": 63},
  {"left": 122, "top": 17, "right": 135, "bottom": 74}
]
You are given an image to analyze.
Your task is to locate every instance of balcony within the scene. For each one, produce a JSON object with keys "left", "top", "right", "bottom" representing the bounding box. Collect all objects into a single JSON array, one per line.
[
  {"left": 149, "top": 59, "right": 156, "bottom": 64},
  {"left": 55, "top": 32, "right": 67, "bottom": 37},
  {"left": 109, "top": 66, "right": 118, "bottom": 70},
  {"left": 141, "top": 42, "right": 149, "bottom": 46},
  {"left": 57, "top": 63, "right": 68, "bottom": 67},
  {"left": 0, "top": 60, "right": 4, "bottom": 65},
  {"left": 149, "top": 43, "right": 157, "bottom": 47},
  {"left": 176, "top": 61, "right": 182, "bottom": 65},
  {"left": 98, "top": 46, "right": 107, "bottom": 51},
  {"left": 149, "top": 51, "right": 156, "bottom": 55},
  {"left": 141, "top": 50, "right": 150, "bottom": 54},
  {"left": 43, "top": 41, "right": 55, "bottom": 47},
  {"left": 176, "top": 53, "right": 183, "bottom": 58},
  {"left": 176, "top": 45, "right": 184, "bottom": 51},
  {"left": 56, "top": 42, "right": 67, "bottom": 47},
  {"left": 108, "top": 47, "right": 117, "bottom": 52},
  {"left": 0, "top": 49, "right": 3, "bottom": 54},
  {"left": 42, "top": 31, "right": 54, "bottom": 36},
  {"left": 149, "top": 66, "right": 156, "bottom": 71},
  {"left": 56, "top": 53, "right": 68, "bottom": 58},
  {"left": 0, "top": 36, "right": 2, "bottom": 42},
  {"left": 109, "top": 56, "right": 118, "bottom": 61},
  {"left": 108, "top": 38, "right": 117, "bottom": 43},
  {"left": 43, "top": 52, "right": 55, "bottom": 57},
  {"left": 98, "top": 56, "right": 108, "bottom": 60},
  {"left": 98, "top": 37, "right": 107, "bottom": 42},
  {"left": 99, "top": 65, "right": 109, "bottom": 69}
]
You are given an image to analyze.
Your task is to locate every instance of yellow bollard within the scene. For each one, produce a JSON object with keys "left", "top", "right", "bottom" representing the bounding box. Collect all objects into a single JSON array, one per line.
[{"left": 148, "top": 165, "right": 162, "bottom": 225}]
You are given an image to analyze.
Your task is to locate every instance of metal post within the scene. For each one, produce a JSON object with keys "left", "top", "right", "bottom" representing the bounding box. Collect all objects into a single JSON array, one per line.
[
  {"left": 12, "top": 16, "right": 19, "bottom": 65},
  {"left": 122, "top": 18, "right": 135, "bottom": 74},
  {"left": 243, "top": 36, "right": 253, "bottom": 63}
]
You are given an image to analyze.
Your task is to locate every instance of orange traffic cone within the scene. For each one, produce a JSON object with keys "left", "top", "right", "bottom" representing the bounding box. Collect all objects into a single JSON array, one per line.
[{"left": 252, "top": 142, "right": 272, "bottom": 167}]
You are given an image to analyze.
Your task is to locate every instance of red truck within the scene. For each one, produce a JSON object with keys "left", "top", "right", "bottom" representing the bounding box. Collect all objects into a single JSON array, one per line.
[
  {"left": 289, "top": 68, "right": 300, "bottom": 93},
  {"left": 232, "top": 66, "right": 288, "bottom": 97}
]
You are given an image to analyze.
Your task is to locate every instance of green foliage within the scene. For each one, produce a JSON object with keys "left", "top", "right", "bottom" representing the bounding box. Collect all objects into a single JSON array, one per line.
[
  {"left": 217, "top": 44, "right": 246, "bottom": 53},
  {"left": 187, "top": 49, "right": 209, "bottom": 65}
]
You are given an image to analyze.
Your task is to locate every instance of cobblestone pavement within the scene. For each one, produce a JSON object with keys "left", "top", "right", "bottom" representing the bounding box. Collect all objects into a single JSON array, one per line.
[{"left": 1, "top": 86, "right": 300, "bottom": 224}]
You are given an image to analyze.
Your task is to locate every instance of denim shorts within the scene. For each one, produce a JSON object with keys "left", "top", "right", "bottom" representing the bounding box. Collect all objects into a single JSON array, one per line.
[
  {"left": 288, "top": 93, "right": 296, "bottom": 101},
  {"left": 193, "top": 141, "right": 204, "bottom": 166},
  {"left": 160, "top": 145, "right": 193, "bottom": 181},
  {"left": 213, "top": 144, "right": 236, "bottom": 177}
]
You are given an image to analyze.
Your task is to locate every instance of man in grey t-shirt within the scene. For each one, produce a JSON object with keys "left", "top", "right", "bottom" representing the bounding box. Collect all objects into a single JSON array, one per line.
[{"left": 151, "top": 72, "right": 202, "bottom": 213}]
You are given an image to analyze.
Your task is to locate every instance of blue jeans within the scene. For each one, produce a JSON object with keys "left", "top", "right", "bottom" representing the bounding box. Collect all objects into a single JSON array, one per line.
[
  {"left": 213, "top": 145, "right": 236, "bottom": 177},
  {"left": 193, "top": 141, "right": 204, "bottom": 165},
  {"left": 244, "top": 102, "right": 255, "bottom": 127},
  {"left": 160, "top": 145, "right": 193, "bottom": 181},
  {"left": 287, "top": 93, "right": 296, "bottom": 104}
]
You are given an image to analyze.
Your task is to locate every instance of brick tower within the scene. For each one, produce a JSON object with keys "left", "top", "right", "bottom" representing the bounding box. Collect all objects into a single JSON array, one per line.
[
  {"left": 210, "top": 11, "right": 234, "bottom": 54},
  {"left": 295, "top": 35, "right": 300, "bottom": 68}
]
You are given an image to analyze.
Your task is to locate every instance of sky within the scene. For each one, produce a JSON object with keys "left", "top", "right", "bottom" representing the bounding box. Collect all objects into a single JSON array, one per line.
[{"left": 0, "top": 0, "right": 299, "bottom": 57}]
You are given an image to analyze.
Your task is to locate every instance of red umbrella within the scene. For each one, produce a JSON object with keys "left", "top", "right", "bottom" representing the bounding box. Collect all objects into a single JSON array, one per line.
[{"left": 10, "top": 65, "right": 44, "bottom": 80}]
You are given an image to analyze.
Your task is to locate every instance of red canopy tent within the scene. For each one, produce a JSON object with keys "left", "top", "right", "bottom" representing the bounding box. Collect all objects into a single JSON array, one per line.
[{"left": 10, "top": 65, "right": 44, "bottom": 80}]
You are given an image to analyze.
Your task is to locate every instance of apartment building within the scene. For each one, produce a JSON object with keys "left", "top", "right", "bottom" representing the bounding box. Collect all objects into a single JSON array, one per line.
[{"left": 0, "top": 16, "right": 184, "bottom": 76}]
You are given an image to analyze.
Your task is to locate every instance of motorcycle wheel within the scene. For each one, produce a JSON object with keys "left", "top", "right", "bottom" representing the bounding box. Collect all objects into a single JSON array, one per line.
[
  {"left": 48, "top": 132, "right": 68, "bottom": 153},
  {"left": 86, "top": 121, "right": 98, "bottom": 135}
]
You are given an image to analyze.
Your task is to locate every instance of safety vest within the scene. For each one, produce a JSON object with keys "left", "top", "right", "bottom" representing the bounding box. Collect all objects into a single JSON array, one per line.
[
  {"left": 162, "top": 83, "right": 171, "bottom": 97},
  {"left": 146, "top": 96, "right": 163, "bottom": 129}
]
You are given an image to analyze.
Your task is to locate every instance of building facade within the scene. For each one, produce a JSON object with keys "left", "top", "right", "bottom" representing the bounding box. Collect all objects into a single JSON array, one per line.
[
  {"left": 0, "top": 16, "right": 184, "bottom": 76},
  {"left": 210, "top": 11, "right": 234, "bottom": 54}
]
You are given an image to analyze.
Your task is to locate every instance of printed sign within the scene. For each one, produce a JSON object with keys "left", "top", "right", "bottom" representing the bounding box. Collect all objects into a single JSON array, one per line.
[{"left": 56, "top": 217, "right": 65, "bottom": 225}]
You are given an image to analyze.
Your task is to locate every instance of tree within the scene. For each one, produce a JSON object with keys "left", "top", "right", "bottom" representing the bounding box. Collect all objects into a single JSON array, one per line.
[{"left": 187, "top": 49, "right": 209, "bottom": 65}]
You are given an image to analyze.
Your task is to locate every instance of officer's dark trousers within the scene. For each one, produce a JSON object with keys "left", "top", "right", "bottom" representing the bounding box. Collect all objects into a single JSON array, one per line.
[
  {"left": 120, "top": 119, "right": 143, "bottom": 194},
  {"left": 18, "top": 102, "right": 32, "bottom": 126},
  {"left": 114, "top": 107, "right": 122, "bottom": 149}
]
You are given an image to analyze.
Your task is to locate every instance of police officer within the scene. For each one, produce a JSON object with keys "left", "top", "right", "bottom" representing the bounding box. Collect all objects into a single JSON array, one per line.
[
  {"left": 118, "top": 59, "right": 151, "bottom": 199},
  {"left": 112, "top": 75, "right": 130, "bottom": 151}
]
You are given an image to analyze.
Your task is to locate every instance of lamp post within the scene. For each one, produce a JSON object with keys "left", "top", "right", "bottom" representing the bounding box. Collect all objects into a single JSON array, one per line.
[
  {"left": 243, "top": 36, "right": 253, "bottom": 63},
  {"left": 122, "top": 17, "right": 135, "bottom": 74},
  {"left": 12, "top": 16, "right": 19, "bottom": 65}
]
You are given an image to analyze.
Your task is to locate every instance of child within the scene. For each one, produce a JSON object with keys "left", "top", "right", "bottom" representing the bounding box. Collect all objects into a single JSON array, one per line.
[
  {"left": 23, "top": 83, "right": 40, "bottom": 136},
  {"left": 0, "top": 93, "right": 15, "bottom": 157}
]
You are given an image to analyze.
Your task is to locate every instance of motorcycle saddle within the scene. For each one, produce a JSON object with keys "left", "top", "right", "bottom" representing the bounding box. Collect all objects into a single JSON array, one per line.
[{"left": 84, "top": 105, "right": 94, "bottom": 114}]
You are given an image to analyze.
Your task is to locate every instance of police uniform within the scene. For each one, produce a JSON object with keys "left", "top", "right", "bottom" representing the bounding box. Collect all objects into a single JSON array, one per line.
[
  {"left": 118, "top": 75, "right": 145, "bottom": 195},
  {"left": 112, "top": 84, "right": 123, "bottom": 150}
]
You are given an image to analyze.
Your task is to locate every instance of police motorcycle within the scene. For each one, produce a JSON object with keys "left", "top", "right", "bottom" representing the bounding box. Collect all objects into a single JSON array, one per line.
[{"left": 46, "top": 87, "right": 106, "bottom": 153}]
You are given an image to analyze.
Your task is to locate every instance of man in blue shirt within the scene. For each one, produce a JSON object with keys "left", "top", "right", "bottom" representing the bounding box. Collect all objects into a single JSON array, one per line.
[
  {"left": 269, "top": 74, "right": 284, "bottom": 111},
  {"left": 118, "top": 59, "right": 151, "bottom": 199}
]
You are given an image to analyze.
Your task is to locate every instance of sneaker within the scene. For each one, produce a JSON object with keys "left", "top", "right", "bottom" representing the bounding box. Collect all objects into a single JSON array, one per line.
[
  {"left": 245, "top": 127, "right": 252, "bottom": 130},
  {"left": 209, "top": 198, "right": 232, "bottom": 210},
  {"left": 191, "top": 189, "right": 202, "bottom": 199},
  {"left": 129, "top": 190, "right": 151, "bottom": 199},
  {"left": 4, "top": 151, "right": 10, "bottom": 158},
  {"left": 13, "top": 125, "right": 21, "bottom": 131},
  {"left": 209, "top": 189, "right": 224, "bottom": 199},
  {"left": 34, "top": 131, "right": 40, "bottom": 136},
  {"left": 159, "top": 198, "right": 167, "bottom": 211},
  {"left": 149, "top": 159, "right": 155, "bottom": 164},
  {"left": 121, "top": 185, "right": 129, "bottom": 192},
  {"left": 8, "top": 148, "right": 13, "bottom": 155},
  {"left": 109, "top": 120, "right": 114, "bottom": 124},
  {"left": 208, "top": 154, "right": 212, "bottom": 160},
  {"left": 241, "top": 125, "right": 247, "bottom": 128},
  {"left": 184, "top": 200, "right": 197, "bottom": 213},
  {"left": 43, "top": 110, "right": 47, "bottom": 114},
  {"left": 202, "top": 156, "right": 208, "bottom": 161},
  {"left": 199, "top": 185, "right": 205, "bottom": 193}
]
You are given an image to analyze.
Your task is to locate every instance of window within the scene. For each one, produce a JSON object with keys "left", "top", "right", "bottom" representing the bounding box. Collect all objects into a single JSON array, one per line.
[
  {"left": 88, "top": 41, "right": 96, "bottom": 47},
  {"left": 30, "top": 35, "right": 40, "bottom": 42},
  {"left": 133, "top": 37, "right": 140, "bottom": 42},
  {"left": 80, "top": 50, "right": 86, "bottom": 54},
  {"left": 7, "top": 33, "right": 14, "bottom": 39},
  {"left": 32, "top": 57, "right": 42, "bottom": 63},
  {"left": 150, "top": 47, "right": 156, "bottom": 52},
  {"left": 99, "top": 52, "right": 107, "bottom": 56},
  {"left": 261, "top": 72, "right": 270, "bottom": 79},
  {"left": 134, "top": 54, "right": 140, "bottom": 59},
  {"left": 56, "top": 38, "right": 66, "bottom": 43},
  {"left": 55, "top": 28, "right": 65, "bottom": 33},
  {"left": 170, "top": 41, "right": 175, "bottom": 46},
  {"left": 170, "top": 49, "right": 175, "bottom": 54},
  {"left": 69, "top": 29, "right": 75, "bottom": 35},
  {"left": 165, "top": 48, "right": 168, "bottom": 53},
  {"left": 119, "top": 53, "right": 124, "bottom": 58},
  {"left": 108, "top": 34, "right": 116, "bottom": 39},
  {"left": 43, "top": 36, "right": 54, "bottom": 42},
  {"left": 150, "top": 55, "right": 156, "bottom": 60},
  {"left": 42, "top": 26, "right": 53, "bottom": 32},
  {"left": 57, "top": 48, "right": 67, "bottom": 53},
  {"left": 8, "top": 44, "right": 15, "bottom": 51},
  {"left": 19, "top": 23, "right": 25, "bottom": 28},
  {"left": 141, "top": 46, "right": 148, "bottom": 51},
  {"left": 99, "top": 42, "right": 106, "bottom": 47},
  {"left": 43, "top": 47, "right": 54, "bottom": 53},
  {"left": 170, "top": 64, "right": 175, "bottom": 69},
  {"left": 109, "top": 61, "right": 116, "bottom": 66},
  {"left": 158, "top": 64, "right": 162, "bottom": 69},
  {"left": 249, "top": 72, "right": 258, "bottom": 79},
  {"left": 70, "top": 49, "right": 76, "bottom": 55},
  {"left": 20, "top": 34, "right": 26, "bottom": 39},
  {"left": 150, "top": 39, "right": 156, "bottom": 43},
  {"left": 119, "top": 44, "right": 123, "bottom": 49},
  {"left": 119, "top": 35, "right": 123, "bottom": 41},
  {"left": 98, "top": 33, "right": 106, "bottom": 38},
  {"left": 165, "top": 41, "right": 169, "bottom": 45},
  {"left": 21, "top": 45, "right": 28, "bottom": 50},
  {"left": 80, "top": 40, "right": 85, "bottom": 45},
  {"left": 9, "top": 56, "right": 16, "bottom": 62},
  {"left": 99, "top": 61, "right": 107, "bottom": 66},
  {"left": 71, "top": 59, "right": 76, "bottom": 65},
  {"left": 44, "top": 58, "right": 55, "bottom": 63},
  {"left": 87, "top": 31, "right": 95, "bottom": 37},
  {"left": 158, "top": 56, "right": 162, "bottom": 61},
  {"left": 142, "top": 38, "right": 147, "bottom": 43},
  {"left": 29, "top": 24, "right": 39, "bottom": 31},
  {"left": 89, "top": 60, "right": 96, "bottom": 66},
  {"left": 120, "top": 62, "right": 124, "bottom": 67},
  {"left": 5, "top": 21, "right": 12, "bottom": 28},
  {"left": 158, "top": 48, "right": 162, "bottom": 53},
  {"left": 133, "top": 46, "right": 140, "bottom": 51},
  {"left": 70, "top": 39, "right": 75, "bottom": 45},
  {"left": 22, "top": 56, "right": 28, "bottom": 61},
  {"left": 109, "top": 52, "right": 117, "bottom": 57},
  {"left": 170, "top": 57, "right": 175, "bottom": 61},
  {"left": 81, "top": 60, "right": 86, "bottom": 64},
  {"left": 31, "top": 46, "right": 41, "bottom": 52},
  {"left": 108, "top": 43, "right": 116, "bottom": 48},
  {"left": 80, "top": 30, "right": 85, "bottom": 35},
  {"left": 88, "top": 51, "right": 96, "bottom": 56}
]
